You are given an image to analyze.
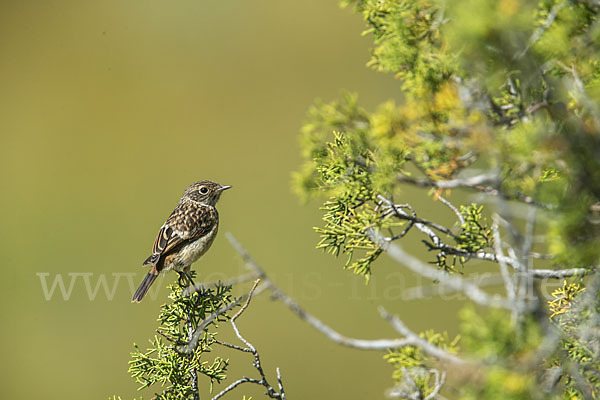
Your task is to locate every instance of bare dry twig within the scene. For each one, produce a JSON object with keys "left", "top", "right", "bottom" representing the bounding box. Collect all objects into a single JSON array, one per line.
[
  {"left": 226, "top": 233, "right": 466, "bottom": 367},
  {"left": 396, "top": 171, "right": 498, "bottom": 190},
  {"left": 377, "top": 196, "right": 587, "bottom": 279},
  {"left": 369, "top": 229, "right": 514, "bottom": 310},
  {"left": 397, "top": 170, "right": 553, "bottom": 209},
  {"left": 179, "top": 299, "right": 243, "bottom": 355},
  {"left": 402, "top": 273, "right": 506, "bottom": 301},
  {"left": 226, "top": 233, "right": 435, "bottom": 351},
  {"left": 492, "top": 216, "right": 517, "bottom": 322},
  {"left": 424, "top": 369, "right": 446, "bottom": 400},
  {"left": 211, "top": 279, "right": 287, "bottom": 400}
]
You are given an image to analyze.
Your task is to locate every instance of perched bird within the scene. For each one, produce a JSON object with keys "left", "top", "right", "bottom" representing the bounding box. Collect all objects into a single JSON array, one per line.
[{"left": 132, "top": 180, "right": 231, "bottom": 302}]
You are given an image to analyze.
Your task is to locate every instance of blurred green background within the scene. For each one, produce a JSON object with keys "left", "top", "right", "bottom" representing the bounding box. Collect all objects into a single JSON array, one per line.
[{"left": 0, "top": 1, "right": 491, "bottom": 398}]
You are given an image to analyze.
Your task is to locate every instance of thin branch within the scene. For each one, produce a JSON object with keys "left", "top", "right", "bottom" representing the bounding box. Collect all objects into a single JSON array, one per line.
[
  {"left": 514, "top": 204, "right": 538, "bottom": 325},
  {"left": 492, "top": 217, "right": 516, "bottom": 321},
  {"left": 211, "top": 279, "right": 287, "bottom": 400},
  {"left": 189, "top": 318, "right": 200, "bottom": 400},
  {"left": 437, "top": 194, "right": 464, "bottom": 225},
  {"left": 530, "top": 268, "right": 589, "bottom": 278},
  {"left": 224, "top": 233, "right": 593, "bottom": 392},
  {"left": 398, "top": 171, "right": 553, "bottom": 209},
  {"left": 178, "top": 299, "right": 243, "bottom": 354},
  {"left": 211, "top": 377, "right": 262, "bottom": 400},
  {"left": 381, "top": 211, "right": 588, "bottom": 280},
  {"left": 231, "top": 279, "right": 261, "bottom": 349},
  {"left": 420, "top": 234, "right": 588, "bottom": 279},
  {"left": 522, "top": 203, "right": 537, "bottom": 269},
  {"left": 384, "top": 200, "right": 417, "bottom": 240},
  {"left": 531, "top": 252, "right": 555, "bottom": 260},
  {"left": 402, "top": 274, "right": 506, "bottom": 301},
  {"left": 380, "top": 197, "right": 456, "bottom": 239},
  {"left": 424, "top": 369, "right": 446, "bottom": 400},
  {"left": 156, "top": 327, "right": 179, "bottom": 343},
  {"left": 378, "top": 195, "right": 454, "bottom": 246},
  {"left": 516, "top": 1, "right": 567, "bottom": 60},
  {"left": 369, "top": 229, "right": 514, "bottom": 309},
  {"left": 226, "top": 233, "right": 459, "bottom": 352},
  {"left": 181, "top": 284, "right": 202, "bottom": 400},
  {"left": 396, "top": 171, "right": 498, "bottom": 190},
  {"left": 213, "top": 339, "right": 252, "bottom": 353},
  {"left": 267, "top": 285, "right": 419, "bottom": 350},
  {"left": 400, "top": 367, "right": 420, "bottom": 398},
  {"left": 276, "top": 368, "right": 287, "bottom": 400}
]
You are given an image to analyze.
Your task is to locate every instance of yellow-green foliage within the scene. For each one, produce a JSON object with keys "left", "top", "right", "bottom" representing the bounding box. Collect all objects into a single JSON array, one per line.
[
  {"left": 459, "top": 367, "right": 537, "bottom": 400},
  {"left": 312, "top": 132, "right": 406, "bottom": 277},
  {"left": 294, "top": 0, "right": 600, "bottom": 397},
  {"left": 343, "top": 0, "right": 457, "bottom": 98},
  {"left": 548, "top": 280, "right": 600, "bottom": 398},
  {"left": 548, "top": 280, "right": 585, "bottom": 325},
  {"left": 456, "top": 204, "right": 493, "bottom": 254},
  {"left": 459, "top": 307, "right": 542, "bottom": 360},
  {"left": 128, "top": 277, "right": 235, "bottom": 399},
  {"left": 458, "top": 307, "right": 543, "bottom": 399},
  {"left": 295, "top": 0, "right": 600, "bottom": 274},
  {"left": 384, "top": 330, "right": 459, "bottom": 398}
]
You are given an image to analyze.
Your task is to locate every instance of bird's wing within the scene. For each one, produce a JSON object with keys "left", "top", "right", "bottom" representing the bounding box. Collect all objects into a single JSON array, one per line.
[{"left": 143, "top": 203, "right": 216, "bottom": 267}]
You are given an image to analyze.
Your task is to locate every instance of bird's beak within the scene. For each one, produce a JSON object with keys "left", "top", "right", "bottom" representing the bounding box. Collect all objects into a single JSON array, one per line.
[{"left": 221, "top": 185, "right": 232, "bottom": 191}]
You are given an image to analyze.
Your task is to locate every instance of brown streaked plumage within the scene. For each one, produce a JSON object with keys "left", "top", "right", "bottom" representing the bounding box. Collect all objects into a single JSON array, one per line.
[{"left": 132, "top": 180, "right": 231, "bottom": 302}]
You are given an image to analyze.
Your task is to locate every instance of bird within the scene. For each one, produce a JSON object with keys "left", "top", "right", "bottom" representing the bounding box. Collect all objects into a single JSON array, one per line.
[{"left": 132, "top": 180, "right": 231, "bottom": 302}]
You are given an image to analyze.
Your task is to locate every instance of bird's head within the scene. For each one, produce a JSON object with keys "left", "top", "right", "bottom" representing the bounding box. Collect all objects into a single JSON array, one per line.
[{"left": 183, "top": 180, "right": 231, "bottom": 206}]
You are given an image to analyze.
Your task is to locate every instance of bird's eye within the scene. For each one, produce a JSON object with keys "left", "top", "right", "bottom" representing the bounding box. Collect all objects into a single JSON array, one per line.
[{"left": 199, "top": 186, "right": 208, "bottom": 194}]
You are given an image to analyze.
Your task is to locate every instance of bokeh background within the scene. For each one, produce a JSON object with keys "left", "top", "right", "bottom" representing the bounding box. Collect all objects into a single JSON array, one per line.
[{"left": 0, "top": 1, "right": 522, "bottom": 398}]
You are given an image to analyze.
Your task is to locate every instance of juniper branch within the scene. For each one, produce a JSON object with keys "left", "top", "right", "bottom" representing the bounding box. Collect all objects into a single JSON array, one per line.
[
  {"left": 211, "top": 279, "right": 287, "bottom": 400},
  {"left": 178, "top": 299, "right": 243, "bottom": 355},
  {"left": 402, "top": 274, "right": 506, "bottom": 300},
  {"left": 226, "top": 233, "right": 467, "bottom": 356},
  {"left": 227, "top": 233, "right": 429, "bottom": 350},
  {"left": 424, "top": 369, "right": 446, "bottom": 400},
  {"left": 377, "top": 196, "right": 588, "bottom": 279},
  {"left": 396, "top": 171, "right": 498, "bottom": 190},
  {"left": 492, "top": 217, "right": 516, "bottom": 320},
  {"left": 369, "top": 229, "right": 514, "bottom": 309},
  {"left": 397, "top": 171, "right": 553, "bottom": 209}
]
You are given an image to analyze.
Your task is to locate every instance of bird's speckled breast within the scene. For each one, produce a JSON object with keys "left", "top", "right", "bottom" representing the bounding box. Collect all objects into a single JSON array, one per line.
[{"left": 164, "top": 223, "right": 218, "bottom": 271}]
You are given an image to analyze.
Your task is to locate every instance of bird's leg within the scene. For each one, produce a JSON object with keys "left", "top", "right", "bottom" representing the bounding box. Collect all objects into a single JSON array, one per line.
[
  {"left": 185, "top": 271, "right": 196, "bottom": 290},
  {"left": 182, "top": 266, "right": 194, "bottom": 287},
  {"left": 175, "top": 270, "right": 187, "bottom": 287},
  {"left": 182, "top": 267, "right": 206, "bottom": 296}
]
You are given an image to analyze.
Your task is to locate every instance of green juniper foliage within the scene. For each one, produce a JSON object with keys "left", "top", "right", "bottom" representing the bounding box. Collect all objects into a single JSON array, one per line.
[
  {"left": 548, "top": 280, "right": 600, "bottom": 399},
  {"left": 296, "top": 0, "right": 600, "bottom": 271},
  {"left": 294, "top": 0, "right": 600, "bottom": 398},
  {"left": 385, "top": 331, "right": 459, "bottom": 398},
  {"left": 313, "top": 132, "right": 405, "bottom": 277},
  {"left": 128, "top": 275, "right": 236, "bottom": 400},
  {"left": 455, "top": 204, "right": 493, "bottom": 255}
]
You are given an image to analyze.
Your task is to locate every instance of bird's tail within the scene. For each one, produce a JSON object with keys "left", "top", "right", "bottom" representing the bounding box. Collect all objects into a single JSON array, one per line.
[{"left": 132, "top": 270, "right": 159, "bottom": 303}]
